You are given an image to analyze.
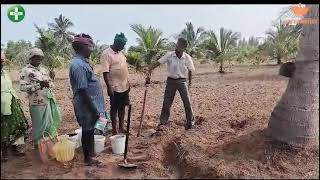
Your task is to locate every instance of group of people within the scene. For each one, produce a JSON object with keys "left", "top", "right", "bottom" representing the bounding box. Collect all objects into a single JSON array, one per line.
[{"left": 1, "top": 32, "right": 196, "bottom": 166}]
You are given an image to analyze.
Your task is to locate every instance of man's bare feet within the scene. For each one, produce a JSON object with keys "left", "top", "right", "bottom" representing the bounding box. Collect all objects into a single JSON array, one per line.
[{"left": 85, "top": 158, "right": 102, "bottom": 166}]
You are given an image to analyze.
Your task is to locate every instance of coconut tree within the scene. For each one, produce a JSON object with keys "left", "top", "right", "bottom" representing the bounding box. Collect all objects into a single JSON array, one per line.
[
  {"left": 233, "top": 35, "right": 267, "bottom": 65},
  {"left": 267, "top": 5, "right": 319, "bottom": 148},
  {"left": 178, "top": 22, "right": 205, "bottom": 57},
  {"left": 48, "top": 14, "right": 75, "bottom": 42},
  {"left": 127, "top": 45, "right": 144, "bottom": 53},
  {"left": 90, "top": 40, "right": 108, "bottom": 65},
  {"left": 130, "top": 24, "right": 167, "bottom": 71},
  {"left": 48, "top": 14, "right": 75, "bottom": 60},
  {"left": 264, "top": 21, "right": 301, "bottom": 64},
  {"left": 202, "top": 28, "right": 240, "bottom": 73}
]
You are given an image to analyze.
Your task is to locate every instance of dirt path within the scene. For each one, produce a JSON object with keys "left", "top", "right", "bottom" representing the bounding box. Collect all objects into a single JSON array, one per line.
[{"left": 1, "top": 64, "right": 319, "bottom": 179}]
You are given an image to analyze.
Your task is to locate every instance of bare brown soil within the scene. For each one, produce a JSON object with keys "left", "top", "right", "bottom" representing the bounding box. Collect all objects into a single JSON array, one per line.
[{"left": 1, "top": 64, "right": 319, "bottom": 179}]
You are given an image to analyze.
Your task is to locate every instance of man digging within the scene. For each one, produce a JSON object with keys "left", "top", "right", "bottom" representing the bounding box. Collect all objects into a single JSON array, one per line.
[{"left": 148, "top": 38, "right": 196, "bottom": 131}]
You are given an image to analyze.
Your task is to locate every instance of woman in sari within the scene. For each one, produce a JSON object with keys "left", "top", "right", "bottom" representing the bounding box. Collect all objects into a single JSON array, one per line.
[
  {"left": 1, "top": 53, "right": 28, "bottom": 162},
  {"left": 19, "top": 48, "right": 62, "bottom": 153}
]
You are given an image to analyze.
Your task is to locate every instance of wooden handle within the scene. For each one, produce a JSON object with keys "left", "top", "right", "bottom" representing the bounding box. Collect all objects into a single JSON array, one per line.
[
  {"left": 124, "top": 104, "right": 132, "bottom": 160},
  {"left": 137, "top": 88, "right": 148, "bottom": 137}
]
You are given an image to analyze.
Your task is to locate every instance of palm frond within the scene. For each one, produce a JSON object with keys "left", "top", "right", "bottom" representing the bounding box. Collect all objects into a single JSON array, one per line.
[{"left": 130, "top": 24, "right": 166, "bottom": 68}]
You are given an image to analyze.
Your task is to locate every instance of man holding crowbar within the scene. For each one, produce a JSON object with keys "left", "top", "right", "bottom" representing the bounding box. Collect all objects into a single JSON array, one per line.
[{"left": 147, "top": 38, "right": 196, "bottom": 132}]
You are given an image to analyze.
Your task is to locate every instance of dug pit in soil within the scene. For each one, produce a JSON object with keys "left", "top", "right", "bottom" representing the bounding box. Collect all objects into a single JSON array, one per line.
[
  {"left": 162, "top": 137, "right": 184, "bottom": 179},
  {"left": 162, "top": 136, "right": 218, "bottom": 179},
  {"left": 230, "top": 120, "right": 248, "bottom": 130}
]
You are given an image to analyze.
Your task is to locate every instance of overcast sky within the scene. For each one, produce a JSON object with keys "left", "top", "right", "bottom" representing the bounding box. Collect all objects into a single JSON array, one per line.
[{"left": 1, "top": 4, "right": 290, "bottom": 47}]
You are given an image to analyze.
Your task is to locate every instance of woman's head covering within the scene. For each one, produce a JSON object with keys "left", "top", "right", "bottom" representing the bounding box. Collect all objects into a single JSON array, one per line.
[
  {"left": 113, "top": 33, "right": 127, "bottom": 47},
  {"left": 29, "top": 48, "right": 44, "bottom": 59},
  {"left": 72, "top": 33, "right": 94, "bottom": 46}
]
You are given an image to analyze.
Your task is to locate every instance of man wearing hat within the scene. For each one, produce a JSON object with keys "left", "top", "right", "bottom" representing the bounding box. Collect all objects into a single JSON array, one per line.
[
  {"left": 19, "top": 48, "right": 62, "bottom": 158},
  {"left": 101, "top": 33, "right": 131, "bottom": 135}
]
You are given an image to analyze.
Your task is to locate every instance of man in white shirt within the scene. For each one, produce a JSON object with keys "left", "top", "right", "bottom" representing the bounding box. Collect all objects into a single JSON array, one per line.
[{"left": 148, "top": 38, "right": 195, "bottom": 131}]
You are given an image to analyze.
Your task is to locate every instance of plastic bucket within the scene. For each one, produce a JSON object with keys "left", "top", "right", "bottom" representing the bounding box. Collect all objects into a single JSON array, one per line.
[
  {"left": 75, "top": 128, "right": 82, "bottom": 134},
  {"left": 109, "top": 134, "right": 126, "bottom": 155},
  {"left": 68, "top": 134, "right": 80, "bottom": 149},
  {"left": 13, "top": 136, "right": 25, "bottom": 145},
  {"left": 94, "top": 135, "right": 106, "bottom": 154},
  {"left": 75, "top": 128, "right": 82, "bottom": 147}
]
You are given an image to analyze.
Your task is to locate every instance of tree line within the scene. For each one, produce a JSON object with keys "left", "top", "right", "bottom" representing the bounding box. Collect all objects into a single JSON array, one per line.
[{"left": 2, "top": 9, "right": 301, "bottom": 73}]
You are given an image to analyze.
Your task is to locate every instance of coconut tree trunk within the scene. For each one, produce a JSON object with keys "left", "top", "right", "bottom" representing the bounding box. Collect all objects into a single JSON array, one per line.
[
  {"left": 277, "top": 55, "right": 282, "bottom": 65},
  {"left": 190, "top": 50, "right": 194, "bottom": 57},
  {"left": 268, "top": 5, "right": 319, "bottom": 148},
  {"left": 219, "top": 59, "right": 224, "bottom": 73}
]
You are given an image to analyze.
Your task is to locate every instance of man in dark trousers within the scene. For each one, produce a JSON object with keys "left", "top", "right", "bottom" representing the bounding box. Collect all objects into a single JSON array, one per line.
[
  {"left": 101, "top": 33, "right": 130, "bottom": 135},
  {"left": 149, "top": 38, "right": 195, "bottom": 131},
  {"left": 69, "top": 33, "right": 107, "bottom": 166}
]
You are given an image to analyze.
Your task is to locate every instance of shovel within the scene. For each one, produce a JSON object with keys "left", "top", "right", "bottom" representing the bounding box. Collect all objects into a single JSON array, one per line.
[{"left": 118, "top": 104, "right": 137, "bottom": 169}]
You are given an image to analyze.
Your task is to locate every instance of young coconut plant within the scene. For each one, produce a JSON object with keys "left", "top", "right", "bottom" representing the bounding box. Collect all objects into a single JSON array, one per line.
[
  {"left": 177, "top": 22, "right": 206, "bottom": 58},
  {"left": 202, "top": 28, "right": 240, "bottom": 73},
  {"left": 129, "top": 24, "right": 167, "bottom": 136}
]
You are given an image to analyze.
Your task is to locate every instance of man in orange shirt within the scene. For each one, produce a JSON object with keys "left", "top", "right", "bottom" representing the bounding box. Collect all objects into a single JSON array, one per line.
[{"left": 101, "top": 33, "right": 130, "bottom": 135}]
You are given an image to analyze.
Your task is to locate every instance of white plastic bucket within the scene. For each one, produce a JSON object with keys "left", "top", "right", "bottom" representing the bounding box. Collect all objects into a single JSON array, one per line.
[
  {"left": 94, "top": 135, "right": 106, "bottom": 154},
  {"left": 75, "top": 128, "right": 82, "bottom": 134},
  {"left": 68, "top": 134, "right": 80, "bottom": 149},
  {"left": 109, "top": 134, "right": 126, "bottom": 155},
  {"left": 75, "top": 128, "right": 82, "bottom": 147},
  {"left": 13, "top": 136, "right": 25, "bottom": 145}
]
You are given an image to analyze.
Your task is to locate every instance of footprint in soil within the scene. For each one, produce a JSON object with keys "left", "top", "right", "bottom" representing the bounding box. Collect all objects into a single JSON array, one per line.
[
  {"left": 175, "top": 116, "right": 206, "bottom": 127},
  {"left": 230, "top": 120, "right": 248, "bottom": 130},
  {"left": 151, "top": 80, "right": 162, "bottom": 85},
  {"left": 85, "top": 169, "right": 99, "bottom": 178},
  {"left": 194, "top": 116, "right": 206, "bottom": 125}
]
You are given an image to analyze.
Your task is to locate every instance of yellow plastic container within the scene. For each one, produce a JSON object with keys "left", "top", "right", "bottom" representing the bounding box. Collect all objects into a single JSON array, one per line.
[{"left": 52, "top": 135, "right": 75, "bottom": 163}]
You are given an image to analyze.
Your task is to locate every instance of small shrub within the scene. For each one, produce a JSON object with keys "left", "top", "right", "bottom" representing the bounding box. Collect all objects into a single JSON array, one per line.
[
  {"left": 126, "top": 51, "right": 143, "bottom": 71},
  {"left": 200, "top": 59, "right": 209, "bottom": 64}
]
